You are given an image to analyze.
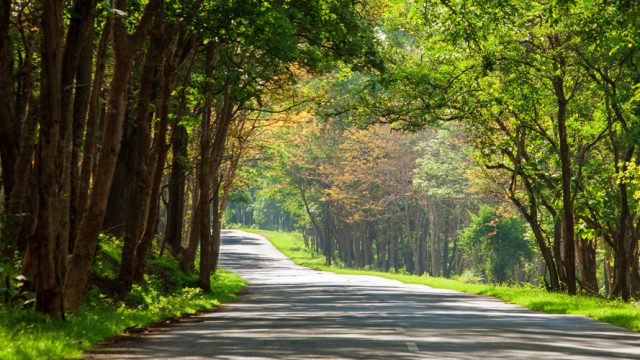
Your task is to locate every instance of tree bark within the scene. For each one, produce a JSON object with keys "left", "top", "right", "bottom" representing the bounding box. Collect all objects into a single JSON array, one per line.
[
  {"left": 181, "top": 186, "right": 201, "bottom": 272},
  {"left": 553, "top": 68, "right": 576, "bottom": 294},
  {"left": 198, "top": 44, "right": 232, "bottom": 291},
  {"left": 205, "top": 83, "right": 235, "bottom": 259},
  {"left": 165, "top": 125, "right": 188, "bottom": 255},
  {"left": 133, "top": 44, "right": 177, "bottom": 283},
  {"left": 64, "top": 0, "right": 161, "bottom": 312},
  {"left": 58, "top": 0, "right": 97, "bottom": 262},
  {"left": 69, "top": 22, "right": 95, "bottom": 246},
  {"left": 3, "top": 3, "right": 38, "bottom": 259},
  {"left": 0, "top": 0, "right": 17, "bottom": 207},
  {"left": 118, "top": 31, "right": 161, "bottom": 292},
  {"left": 211, "top": 177, "right": 222, "bottom": 273},
  {"left": 578, "top": 235, "right": 598, "bottom": 294},
  {"left": 612, "top": 150, "right": 634, "bottom": 300},
  {"left": 428, "top": 201, "right": 439, "bottom": 276},
  {"left": 77, "top": 21, "right": 111, "bottom": 219},
  {"left": 31, "top": 0, "right": 66, "bottom": 319},
  {"left": 196, "top": 98, "right": 214, "bottom": 291}
]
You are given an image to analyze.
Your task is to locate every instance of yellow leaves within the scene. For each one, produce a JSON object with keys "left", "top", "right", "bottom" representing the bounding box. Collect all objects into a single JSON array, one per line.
[
  {"left": 615, "top": 161, "right": 637, "bottom": 182},
  {"left": 311, "top": 124, "right": 422, "bottom": 220}
]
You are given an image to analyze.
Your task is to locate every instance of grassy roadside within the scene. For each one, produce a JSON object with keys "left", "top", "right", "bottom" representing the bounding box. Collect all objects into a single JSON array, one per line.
[
  {"left": 0, "top": 240, "right": 246, "bottom": 360},
  {"left": 241, "top": 228, "right": 640, "bottom": 332}
]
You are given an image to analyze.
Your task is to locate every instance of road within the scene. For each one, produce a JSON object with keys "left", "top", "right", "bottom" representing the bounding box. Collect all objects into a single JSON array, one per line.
[{"left": 89, "top": 230, "right": 640, "bottom": 359}]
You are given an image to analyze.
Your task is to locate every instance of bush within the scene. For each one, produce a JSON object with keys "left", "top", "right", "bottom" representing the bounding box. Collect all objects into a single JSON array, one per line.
[
  {"left": 456, "top": 269, "right": 485, "bottom": 284},
  {"left": 0, "top": 233, "right": 246, "bottom": 360}
]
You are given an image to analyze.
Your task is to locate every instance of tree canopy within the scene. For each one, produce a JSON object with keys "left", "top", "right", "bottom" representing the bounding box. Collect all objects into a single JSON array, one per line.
[{"left": 1, "top": 0, "right": 640, "bottom": 322}]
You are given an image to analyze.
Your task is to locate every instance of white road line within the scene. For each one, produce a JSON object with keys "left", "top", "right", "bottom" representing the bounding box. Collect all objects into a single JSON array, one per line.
[{"left": 406, "top": 341, "right": 419, "bottom": 351}]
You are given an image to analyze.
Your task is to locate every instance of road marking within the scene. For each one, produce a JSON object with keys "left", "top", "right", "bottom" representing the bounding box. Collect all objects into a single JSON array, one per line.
[
  {"left": 406, "top": 341, "right": 419, "bottom": 351},
  {"left": 395, "top": 327, "right": 405, "bottom": 333}
]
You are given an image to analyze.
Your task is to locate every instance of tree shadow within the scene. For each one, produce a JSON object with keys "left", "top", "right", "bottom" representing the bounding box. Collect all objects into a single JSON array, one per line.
[{"left": 87, "top": 230, "right": 640, "bottom": 359}]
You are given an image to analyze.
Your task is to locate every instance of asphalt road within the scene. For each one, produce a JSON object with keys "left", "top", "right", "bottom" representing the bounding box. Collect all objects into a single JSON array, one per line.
[{"left": 89, "top": 230, "right": 640, "bottom": 359}]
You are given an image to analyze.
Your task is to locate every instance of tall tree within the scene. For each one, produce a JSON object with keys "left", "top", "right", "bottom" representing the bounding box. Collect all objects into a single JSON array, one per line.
[{"left": 64, "top": 0, "right": 162, "bottom": 312}]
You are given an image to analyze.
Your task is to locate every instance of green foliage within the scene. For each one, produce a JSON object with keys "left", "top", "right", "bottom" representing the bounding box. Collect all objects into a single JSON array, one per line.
[
  {"left": 91, "top": 233, "right": 122, "bottom": 281},
  {"left": 0, "top": 265, "right": 33, "bottom": 308},
  {"left": 461, "top": 206, "right": 532, "bottom": 283},
  {"left": 0, "top": 236, "right": 246, "bottom": 360},
  {"left": 413, "top": 125, "right": 471, "bottom": 200},
  {"left": 456, "top": 269, "right": 485, "bottom": 284}
]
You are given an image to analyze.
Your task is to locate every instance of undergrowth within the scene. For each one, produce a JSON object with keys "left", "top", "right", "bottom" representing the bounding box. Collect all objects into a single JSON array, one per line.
[{"left": 0, "top": 235, "right": 246, "bottom": 360}]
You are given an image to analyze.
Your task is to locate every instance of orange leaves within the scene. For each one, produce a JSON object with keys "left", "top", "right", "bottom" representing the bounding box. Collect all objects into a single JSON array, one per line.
[{"left": 315, "top": 124, "right": 421, "bottom": 223}]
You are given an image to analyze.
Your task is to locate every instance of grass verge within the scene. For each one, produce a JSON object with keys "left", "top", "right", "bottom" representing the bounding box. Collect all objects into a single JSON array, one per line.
[
  {"left": 0, "top": 237, "right": 246, "bottom": 360},
  {"left": 242, "top": 228, "right": 640, "bottom": 332}
]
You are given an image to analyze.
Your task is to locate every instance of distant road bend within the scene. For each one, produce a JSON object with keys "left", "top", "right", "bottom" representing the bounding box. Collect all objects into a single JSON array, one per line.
[{"left": 90, "top": 230, "right": 640, "bottom": 359}]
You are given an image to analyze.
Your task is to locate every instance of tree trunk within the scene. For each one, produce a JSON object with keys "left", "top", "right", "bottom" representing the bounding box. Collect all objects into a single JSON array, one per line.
[
  {"left": 196, "top": 100, "right": 214, "bottom": 291},
  {"left": 416, "top": 206, "right": 425, "bottom": 275},
  {"left": 132, "top": 47, "right": 176, "bottom": 283},
  {"left": 442, "top": 212, "right": 450, "bottom": 278},
  {"left": 58, "top": 0, "right": 97, "bottom": 262},
  {"left": 181, "top": 185, "right": 201, "bottom": 272},
  {"left": 553, "top": 69, "right": 576, "bottom": 295},
  {"left": 530, "top": 214, "right": 560, "bottom": 290},
  {"left": 64, "top": 42, "right": 133, "bottom": 310},
  {"left": 578, "top": 235, "right": 598, "bottom": 294},
  {"left": 165, "top": 125, "right": 188, "bottom": 255},
  {"left": 511, "top": 174, "right": 562, "bottom": 290},
  {"left": 553, "top": 217, "right": 567, "bottom": 286},
  {"left": 428, "top": 201, "right": 439, "bottom": 276},
  {"left": 0, "top": 0, "right": 17, "bottom": 207},
  {"left": 211, "top": 177, "right": 222, "bottom": 272},
  {"left": 629, "top": 244, "right": 640, "bottom": 298},
  {"left": 77, "top": 21, "right": 110, "bottom": 220},
  {"left": 69, "top": 23, "right": 95, "bottom": 246},
  {"left": 119, "top": 23, "right": 163, "bottom": 291},
  {"left": 3, "top": 8, "right": 37, "bottom": 259},
  {"left": 612, "top": 179, "right": 632, "bottom": 300},
  {"left": 64, "top": 0, "right": 161, "bottom": 312},
  {"left": 31, "top": 0, "right": 66, "bottom": 319},
  {"left": 103, "top": 126, "right": 137, "bottom": 236}
]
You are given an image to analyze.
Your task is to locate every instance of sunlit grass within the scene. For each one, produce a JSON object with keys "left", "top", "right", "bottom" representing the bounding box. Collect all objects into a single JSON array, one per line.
[
  {"left": 242, "top": 228, "right": 640, "bottom": 332},
  {"left": 0, "top": 264, "right": 245, "bottom": 359}
]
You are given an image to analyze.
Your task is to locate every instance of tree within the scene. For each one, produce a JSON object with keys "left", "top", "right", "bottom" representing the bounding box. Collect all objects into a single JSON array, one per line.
[{"left": 461, "top": 206, "right": 533, "bottom": 283}]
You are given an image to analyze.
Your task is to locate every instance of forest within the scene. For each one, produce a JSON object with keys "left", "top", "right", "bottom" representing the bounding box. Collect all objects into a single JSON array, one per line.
[
  {"left": 227, "top": 0, "right": 640, "bottom": 300},
  {"left": 0, "top": 0, "right": 639, "bottom": 330}
]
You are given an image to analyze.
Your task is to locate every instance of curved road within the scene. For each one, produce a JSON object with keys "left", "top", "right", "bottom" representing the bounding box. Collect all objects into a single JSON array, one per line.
[{"left": 90, "top": 230, "right": 640, "bottom": 359}]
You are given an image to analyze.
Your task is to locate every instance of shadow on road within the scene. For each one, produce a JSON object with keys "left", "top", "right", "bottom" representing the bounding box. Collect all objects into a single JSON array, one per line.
[{"left": 88, "top": 230, "right": 640, "bottom": 359}]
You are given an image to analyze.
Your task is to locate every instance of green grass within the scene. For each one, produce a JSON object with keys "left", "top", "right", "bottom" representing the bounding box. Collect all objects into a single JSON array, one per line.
[
  {"left": 242, "top": 228, "right": 640, "bottom": 332},
  {"left": 0, "top": 237, "right": 246, "bottom": 360}
]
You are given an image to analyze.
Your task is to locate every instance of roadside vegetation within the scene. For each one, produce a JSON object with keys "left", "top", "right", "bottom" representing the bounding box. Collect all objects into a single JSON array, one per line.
[
  {"left": 0, "top": 0, "right": 375, "bottom": 320},
  {"left": 2, "top": 0, "right": 640, "bottom": 350},
  {"left": 0, "top": 237, "right": 245, "bottom": 360},
  {"left": 224, "top": 0, "right": 640, "bottom": 306},
  {"left": 243, "top": 228, "right": 640, "bottom": 332}
]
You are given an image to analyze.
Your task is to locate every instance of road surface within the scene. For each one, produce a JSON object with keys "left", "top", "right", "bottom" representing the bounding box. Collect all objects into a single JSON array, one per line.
[{"left": 89, "top": 230, "right": 640, "bottom": 359}]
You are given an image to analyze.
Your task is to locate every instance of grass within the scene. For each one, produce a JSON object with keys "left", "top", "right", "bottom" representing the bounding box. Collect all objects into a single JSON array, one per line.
[
  {"left": 241, "top": 228, "right": 640, "bottom": 332},
  {"left": 0, "top": 236, "right": 246, "bottom": 360}
]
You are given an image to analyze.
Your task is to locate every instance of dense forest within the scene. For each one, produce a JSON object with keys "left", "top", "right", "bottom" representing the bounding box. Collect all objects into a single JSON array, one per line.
[
  {"left": 225, "top": 0, "right": 640, "bottom": 300},
  {"left": 0, "top": 0, "right": 375, "bottom": 319},
  {"left": 227, "top": 122, "right": 536, "bottom": 284},
  {"left": 0, "top": 0, "right": 639, "bottom": 323}
]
